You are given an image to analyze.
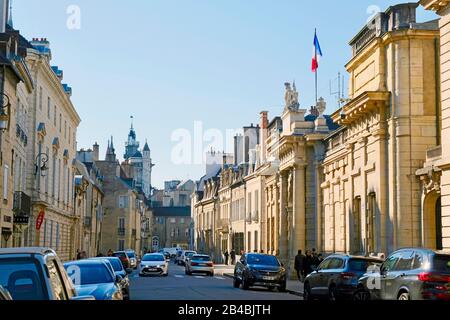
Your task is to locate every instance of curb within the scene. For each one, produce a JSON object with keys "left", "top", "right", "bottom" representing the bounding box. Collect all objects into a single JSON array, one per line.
[{"left": 224, "top": 273, "right": 303, "bottom": 297}]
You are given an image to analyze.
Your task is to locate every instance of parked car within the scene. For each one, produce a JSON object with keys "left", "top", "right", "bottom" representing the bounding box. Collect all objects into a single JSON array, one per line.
[
  {"left": 125, "top": 250, "right": 137, "bottom": 269},
  {"left": 355, "top": 248, "right": 450, "bottom": 301},
  {"left": 64, "top": 259, "right": 123, "bottom": 300},
  {"left": 113, "top": 251, "right": 131, "bottom": 269},
  {"left": 0, "top": 285, "right": 12, "bottom": 300},
  {"left": 178, "top": 250, "right": 197, "bottom": 266},
  {"left": 139, "top": 253, "right": 169, "bottom": 277},
  {"left": 0, "top": 247, "right": 94, "bottom": 300},
  {"left": 303, "top": 254, "right": 383, "bottom": 301},
  {"left": 233, "top": 253, "right": 287, "bottom": 292},
  {"left": 185, "top": 254, "right": 214, "bottom": 276},
  {"left": 89, "top": 257, "right": 131, "bottom": 300}
]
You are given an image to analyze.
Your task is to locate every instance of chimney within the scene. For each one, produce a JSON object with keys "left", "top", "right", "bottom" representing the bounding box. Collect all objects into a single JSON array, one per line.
[
  {"left": 260, "top": 111, "right": 269, "bottom": 164},
  {"left": 0, "top": 0, "right": 9, "bottom": 33},
  {"left": 93, "top": 142, "right": 99, "bottom": 161}
]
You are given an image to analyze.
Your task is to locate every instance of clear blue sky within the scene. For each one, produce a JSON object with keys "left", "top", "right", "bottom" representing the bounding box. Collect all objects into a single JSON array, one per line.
[{"left": 14, "top": 0, "right": 437, "bottom": 189}]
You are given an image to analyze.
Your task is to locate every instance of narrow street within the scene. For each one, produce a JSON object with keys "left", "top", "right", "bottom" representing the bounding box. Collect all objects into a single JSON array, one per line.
[{"left": 129, "top": 263, "right": 300, "bottom": 301}]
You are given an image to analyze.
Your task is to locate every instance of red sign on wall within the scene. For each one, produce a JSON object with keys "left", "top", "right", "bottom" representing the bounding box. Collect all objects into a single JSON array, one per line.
[{"left": 36, "top": 209, "right": 45, "bottom": 231}]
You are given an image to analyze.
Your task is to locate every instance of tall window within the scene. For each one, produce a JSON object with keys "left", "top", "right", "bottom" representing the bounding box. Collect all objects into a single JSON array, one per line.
[
  {"left": 3, "top": 164, "right": 9, "bottom": 200},
  {"left": 47, "top": 97, "right": 51, "bottom": 119},
  {"left": 39, "top": 87, "right": 43, "bottom": 111},
  {"left": 59, "top": 114, "right": 62, "bottom": 133},
  {"left": 247, "top": 193, "right": 252, "bottom": 221},
  {"left": 51, "top": 154, "right": 56, "bottom": 199},
  {"left": 45, "top": 147, "right": 50, "bottom": 194},
  {"left": 118, "top": 196, "right": 129, "bottom": 208},
  {"left": 118, "top": 240, "right": 125, "bottom": 251},
  {"left": 49, "top": 220, "right": 54, "bottom": 248},
  {"left": 247, "top": 232, "right": 251, "bottom": 251},
  {"left": 118, "top": 217, "right": 125, "bottom": 230},
  {"left": 55, "top": 223, "right": 60, "bottom": 250},
  {"left": 43, "top": 220, "right": 47, "bottom": 246},
  {"left": 367, "top": 193, "right": 376, "bottom": 253},
  {"left": 352, "top": 197, "right": 362, "bottom": 254},
  {"left": 254, "top": 231, "right": 258, "bottom": 252},
  {"left": 53, "top": 106, "right": 57, "bottom": 126},
  {"left": 255, "top": 190, "right": 259, "bottom": 218},
  {"left": 57, "top": 159, "right": 61, "bottom": 201}
]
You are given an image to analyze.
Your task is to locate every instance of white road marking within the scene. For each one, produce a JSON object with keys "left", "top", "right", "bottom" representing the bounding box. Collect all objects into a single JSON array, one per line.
[
  {"left": 194, "top": 276, "right": 205, "bottom": 279},
  {"left": 174, "top": 275, "right": 184, "bottom": 278},
  {"left": 214, "top": 276, "right": 225, "bottom": 280}
]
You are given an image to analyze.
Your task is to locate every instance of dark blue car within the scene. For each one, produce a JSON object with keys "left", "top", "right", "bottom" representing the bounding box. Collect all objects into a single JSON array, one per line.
[{"left": 64, "top": 260, "right": 123, "bottom": 300}]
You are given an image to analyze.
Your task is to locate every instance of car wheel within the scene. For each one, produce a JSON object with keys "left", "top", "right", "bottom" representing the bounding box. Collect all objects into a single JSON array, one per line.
[
  {"left": 268, "top": 286, "right": 276, "bottom": 291},
  {"left": 241, "top": 277, "right": 249, "bottom": 290},
  {"left": 233, "top": 278, "right": 240, "bottom": 288},
  {"left": 353, "top": 288, "right": 370, "bottom": 301},
  {"left": 329, "top": 285, "right": 338, "bottom": 301},
  {"left": 279, "top": 282, "right": 287, "bottom": 293},
  {"left": 398, "top": 292, "right": 410, "bottom": 301},
  {"left": 303, "top": 282, "right": 312, "bottom": 301},
  {"left": 164, "top": 273, "right": 168, "bottom": 277},
  {"left": 209, "top": 272, "right": 214, "bottom": 277}
]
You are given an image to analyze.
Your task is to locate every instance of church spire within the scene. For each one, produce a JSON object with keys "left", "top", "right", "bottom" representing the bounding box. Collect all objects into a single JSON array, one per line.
[{"left": 7, "top": 0, "right": 13, "bottom": 28}]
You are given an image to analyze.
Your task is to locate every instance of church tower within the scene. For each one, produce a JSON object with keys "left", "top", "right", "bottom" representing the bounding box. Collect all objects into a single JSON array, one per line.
[
  {"left": 142, "top": 140, "right": 154, "bottom": 198},
  {"left": 105, "top": 136, "right": 116, "bottom": 162},
  {"left": 124, "top": 117, "right": 140, "bottom": 160}
]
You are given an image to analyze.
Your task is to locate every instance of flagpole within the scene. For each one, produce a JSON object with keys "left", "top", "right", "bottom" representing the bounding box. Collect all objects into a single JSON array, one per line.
[
  {"left": 315, "top": 68, "right": 318, "bottom": 105},
  {"left": 314, "top": 28, "right": 318, "bottom": 105}
]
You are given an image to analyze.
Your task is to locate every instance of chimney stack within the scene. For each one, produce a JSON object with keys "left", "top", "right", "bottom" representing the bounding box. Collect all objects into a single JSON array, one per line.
[{"left": 93, "top": 142, "right": 99, "bottom": 161}]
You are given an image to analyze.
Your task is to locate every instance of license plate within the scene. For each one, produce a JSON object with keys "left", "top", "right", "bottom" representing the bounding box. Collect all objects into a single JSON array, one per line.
[{"left": 262, "top": 276, "right": 275, "bottom": 281}]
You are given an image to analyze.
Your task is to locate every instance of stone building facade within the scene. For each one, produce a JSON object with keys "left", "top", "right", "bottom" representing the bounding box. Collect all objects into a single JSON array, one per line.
[
  {"left": 322, "top": 3, "right": 440, "bottom": 256},
  {"left": 96, "top": 140, "right": 143, "bottom": 255},
  {"left": 0, "top": 21, "right": 34, "bottom": 248},
  {"left": 420, "top": 0, "right": 450, "bottom": 251},
  {"left": 24, "top": 38, "right": 81, "bottom": 261},
  {"left": 152, "top": 206, "right": 191, "bottom": 250}
]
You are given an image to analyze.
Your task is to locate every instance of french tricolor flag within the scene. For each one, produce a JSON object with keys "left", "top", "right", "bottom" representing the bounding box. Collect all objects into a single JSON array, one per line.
[{"left": 311, "top": 29, "right": 323, "bottom": 73}]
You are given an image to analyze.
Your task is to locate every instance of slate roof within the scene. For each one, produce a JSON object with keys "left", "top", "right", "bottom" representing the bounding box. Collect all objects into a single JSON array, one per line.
[
  {"left": 304, "top": 114, "right": 340, "bottom": 131},
  {"left": 152, "top": 206, "right": 191, "bottom": 217}
]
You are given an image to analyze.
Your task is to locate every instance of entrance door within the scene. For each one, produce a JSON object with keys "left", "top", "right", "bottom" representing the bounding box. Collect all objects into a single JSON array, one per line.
[{"left": 436, "top": 197, "right": 442, "bottom": 250}]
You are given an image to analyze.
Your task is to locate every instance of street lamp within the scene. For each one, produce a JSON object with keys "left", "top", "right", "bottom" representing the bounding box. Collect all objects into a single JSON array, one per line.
[{"left": 35, "top": 152, "right": 49, "bottom": 177}]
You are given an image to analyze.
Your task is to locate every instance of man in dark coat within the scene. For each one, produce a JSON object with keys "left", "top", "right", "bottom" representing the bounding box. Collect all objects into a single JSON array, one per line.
[
  {"left": 294, "top": 250, "right": 305, "bottom": 282},
  {"left": 224, "top": 251, "right": 229, "bottom": 265},
  {"left": 303, "top": 250, "right": 314, "bottom": 277},
  {"left": 230, "top": 249, "right": 236, "bottom": 265}
]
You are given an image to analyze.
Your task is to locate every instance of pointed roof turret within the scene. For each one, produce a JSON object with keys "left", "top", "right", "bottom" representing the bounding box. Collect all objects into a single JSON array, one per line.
[
  {"left": 143, "top": 140, "right": 150, "bottom": 152},
  {"left": 7, "top": 0, "right": 13, "bottom": 28}
]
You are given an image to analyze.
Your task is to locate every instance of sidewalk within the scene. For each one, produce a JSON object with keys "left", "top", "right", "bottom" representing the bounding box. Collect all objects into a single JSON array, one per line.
[{"left": 219, "top": 266, "right": 303, "bottom": 297}]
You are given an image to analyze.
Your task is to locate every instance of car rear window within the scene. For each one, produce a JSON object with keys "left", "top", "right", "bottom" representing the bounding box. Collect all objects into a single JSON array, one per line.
[
  {"left": 65, "top": 263, "right": 114, "bottom": 285},
  {"left": 433, "top": 255, "right": 450, "bottom": 272},
  {"left": 192, "top": 256, "right": 210, "bottom": 262},
  {"left": 348, "top": 259, "right": 381, "bottom": 272},
  {"left": 0, "top": 258, "right": 47, "bottom": 300},
  {"left": 106, "top": 259, "right": 123, "bottom": 272},
  {"left": 126, "top": 252, "right": 135, "bottom": 258}
]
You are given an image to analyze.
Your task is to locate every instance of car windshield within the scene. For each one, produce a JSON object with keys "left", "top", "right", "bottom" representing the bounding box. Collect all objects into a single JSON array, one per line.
[
  {"left": 104, "top": 259, "right": 123, "bottom": 272},
  {"left": 192, "top": 256, "right": 210, "bottom": 262},
  {"left": 143, "top": 255, "right": 165, "bottom": 262},
  {"left": 247, "top": 255, "right": 280, "bottom": 266},
  {"left": 433, "top": 255, "right": 450, "bottom": 272},
  {"left": 348, "top": 259, "right": 381, "bottom": 272},
  {"left": 65, "top": 263, "right": 114, "bottom": 285},
  {"left": 126, "top": 252, "right": 135, "bottom": 258},
  {"left": 0, "top": 258, "right": 47, "bottom": 300}
]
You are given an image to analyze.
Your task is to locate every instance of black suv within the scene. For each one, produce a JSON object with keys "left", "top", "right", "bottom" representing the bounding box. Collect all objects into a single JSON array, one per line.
[
  {"left": 355, "top": 248, "right": 450, "bottom": 300},
  {"left": 303, "top": 254, "right": 382, "bottom": 301},
  {"left": 233, "top": 253, "right": 287, "bottom": 292}
]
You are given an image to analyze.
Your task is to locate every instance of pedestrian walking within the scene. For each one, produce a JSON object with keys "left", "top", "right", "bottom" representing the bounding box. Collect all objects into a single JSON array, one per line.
[
  {"left": 224, "top": 251, "right": 229, "bottom": 265},
  {"left": 76, "top": 250, "right": 81, "bottom": 260},
  {"left": 230, "top": 249, "right": 236, "bottom": 265},
  {"left": 107, "top": 249, "right": 113, "bottom": 257},
  {"left": 303, "top": 250, "right": 313, "bottom": 277},
  {"left": 294, "top": 250, "right": 305, "bottom": 282}
]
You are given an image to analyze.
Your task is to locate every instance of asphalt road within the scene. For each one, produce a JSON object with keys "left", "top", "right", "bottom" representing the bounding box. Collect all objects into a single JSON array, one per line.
[{"left": 129, "top": 262, "right": 300, "bottom": 301}]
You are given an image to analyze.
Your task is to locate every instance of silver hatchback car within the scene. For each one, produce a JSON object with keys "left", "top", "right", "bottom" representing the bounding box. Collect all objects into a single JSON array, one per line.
[{"left": 185, "top": 254, "right": 214, "bottom": 276}]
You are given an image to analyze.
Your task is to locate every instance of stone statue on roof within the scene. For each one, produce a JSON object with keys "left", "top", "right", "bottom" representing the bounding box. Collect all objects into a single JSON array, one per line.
[{"left": 284, "top": 81, "right": 300, "bottom": 112}]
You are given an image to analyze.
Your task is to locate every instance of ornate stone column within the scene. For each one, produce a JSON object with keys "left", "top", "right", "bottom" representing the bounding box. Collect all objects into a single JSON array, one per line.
[
  {"left": 290, "top": 163, "right": 306, "bottom": 275},
  {"left": 278, "top": 172, "right": 289, "bottom": 263}
]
